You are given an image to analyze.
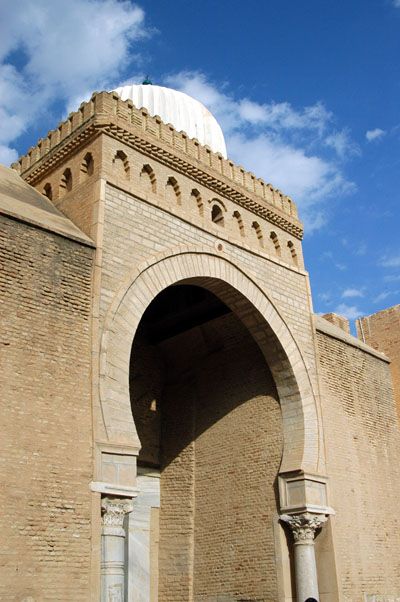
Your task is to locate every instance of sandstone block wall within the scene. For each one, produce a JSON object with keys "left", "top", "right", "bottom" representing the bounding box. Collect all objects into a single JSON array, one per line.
[
  {"left": 356, "top": 305, "right": 400, "bottom": 423},
  {"left": 316, "top": 327, "right": 400, "bottom": 600},
  {"left": 0, "top": 216, "right": 94, "bottom": 601},
  {"left": 32, "top": 137, "right": 103, "bottom": 242},
  {"left": 98, "top": 135, "right": 304, "bottom": 268},
  {"left": 321, "top": 312, "right": 350, "bottom": 334}
]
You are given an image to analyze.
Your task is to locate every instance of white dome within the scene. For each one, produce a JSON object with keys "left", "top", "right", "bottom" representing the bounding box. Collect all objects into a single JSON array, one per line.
[{"left": 113, "top": 83, "right": 227, "bottom": 158}]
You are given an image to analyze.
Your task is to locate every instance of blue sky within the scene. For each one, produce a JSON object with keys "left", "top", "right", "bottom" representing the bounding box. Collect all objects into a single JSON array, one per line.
[{"left": 1, "top": 0, "right": 399, "bottom": 327}]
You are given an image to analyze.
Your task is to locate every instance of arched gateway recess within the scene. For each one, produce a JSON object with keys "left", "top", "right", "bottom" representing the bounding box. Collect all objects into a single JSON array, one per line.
[
  {"left": 100, "top": 251, "right": 320, "bottom": 471},
  {"left": 99, "top": 251, "right": 325, "bottom": 600},
  {"left": 129, "top": 283, "right": 283, "bottom": 601}
]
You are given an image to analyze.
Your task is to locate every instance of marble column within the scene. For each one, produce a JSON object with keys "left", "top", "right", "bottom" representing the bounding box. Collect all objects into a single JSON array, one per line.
[
  {"left": 281, "top": 512, "right": 328, "bottom": 602},
  {"left": 101, "top": 496, "right": 134, "bottom": 602}
]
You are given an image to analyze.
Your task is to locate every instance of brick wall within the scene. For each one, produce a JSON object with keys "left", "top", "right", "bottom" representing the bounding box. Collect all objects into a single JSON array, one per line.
[
  {"left": 131, "top": 312, "right": 283, "bottom": 601},
  {"left": 316, "top": 328, "right": 400, "bottom": 600},
  {"left": 0, "top": 216, "right": 94, "bottom": 600},
  {"left": 11, "top": 91, "right": 400, "bottom": 600},
  {"left": 356, "top": 305, "right": 400, "bottom": 423}
]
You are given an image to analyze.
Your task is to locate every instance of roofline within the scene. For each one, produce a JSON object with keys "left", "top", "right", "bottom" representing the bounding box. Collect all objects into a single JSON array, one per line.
[
  {"left": 0, "top": 208, "right": 95, "bottom": 248},
  {"left": 314, "top": 314, "right": 390, "bottom": 363},
  {"left": 11, "top": 91, "right": 304, "bottom": 240}
]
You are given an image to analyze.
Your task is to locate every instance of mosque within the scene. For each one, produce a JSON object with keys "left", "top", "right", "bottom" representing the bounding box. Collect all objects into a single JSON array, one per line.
[{"left": 0, "top": 80, "right": 399, "bottom": 602}]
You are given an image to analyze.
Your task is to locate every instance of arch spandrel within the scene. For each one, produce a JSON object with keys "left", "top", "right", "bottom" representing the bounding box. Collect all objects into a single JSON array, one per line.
[{"left": 98, "top": 250, "right": 329, "bottom": 511}]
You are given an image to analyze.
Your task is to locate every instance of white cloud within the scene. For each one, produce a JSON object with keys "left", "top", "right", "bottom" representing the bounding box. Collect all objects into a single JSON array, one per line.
[
  {"left": 0, "top": 20, "right": 357, "bottom": 233},
  {"left": 238, "top": 99, "right": 332, "bottom": 132},
  {"left": 325, "top": 129, "right": 360, "bottom": 158},
  {"left": 373, "top": 291, "right": 397, "bottom": 304},
  {"left": 166, "top": 71, "right": 356, "bottom": 230},
  {"left": 166, "top": 71, "right": 332, "bottom": 136},
  {"left": 366, "top": 128, "right": 385, "bottom": 142},
  {"left": 384, "top": 274, "right": 400, "bottom": 282},
  {"left": 0, "top": 0, "right": 149, "bottom": 164},
  {"left": 380, "top": 255, "right": 400, "bottom": 268},
  {"left": 227, "top": 133, "right": 354, "bottom": 232},
  {"left": 0, "top": 144, "right": 18, "bottom": 164},
  {"left": 393, "top": 0, "right": 400, "bottom": 7},
  {"left": 334, "top": 303, "right": 362, "bottom": 320},
  {"left": 228, "top": 133, "right": 347, "bottom": 203},
  {"left": 318, "top": 292, "right": 331, "bottom": 303},
  {"left": 342, "top": 288, "right": 364, "bottom": 298},
  {"left": 355, "top": 242, "right": 367, "bottom": 256}
]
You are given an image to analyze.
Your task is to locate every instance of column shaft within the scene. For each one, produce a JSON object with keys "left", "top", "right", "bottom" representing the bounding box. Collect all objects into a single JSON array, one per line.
[
  {"left": 294, "top": 540, "right": 319, "bottom": 601},
  {"left": 281, "top": 512, "right": 328, "bottom": 602},
  {"left": 101, "top": 497, "right": 134, "bottom": 602}
]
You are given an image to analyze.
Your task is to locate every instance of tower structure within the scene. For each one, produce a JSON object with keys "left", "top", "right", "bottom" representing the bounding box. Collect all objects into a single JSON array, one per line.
[{"left": 1, "top": 84, "right": 400, "bottom": 601}]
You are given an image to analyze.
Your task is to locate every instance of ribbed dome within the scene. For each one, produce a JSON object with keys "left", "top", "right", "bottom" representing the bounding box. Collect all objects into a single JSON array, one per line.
[{"left": 113, "top": 84, "right": 227, "bottom": 158}]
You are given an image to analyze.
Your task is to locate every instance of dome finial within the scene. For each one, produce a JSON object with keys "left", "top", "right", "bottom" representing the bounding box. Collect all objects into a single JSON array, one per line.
[{"left": 142, "top": 76, "right": 152, "bottom": 85}]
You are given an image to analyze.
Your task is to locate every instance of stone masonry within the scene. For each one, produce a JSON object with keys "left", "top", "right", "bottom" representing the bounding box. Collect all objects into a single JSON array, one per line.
[
  {"left": 356, "top": 305, "right": 400, "bottom": 422},
  {"left": 0, "top": 88, "right": 398, "bottom": 601}
]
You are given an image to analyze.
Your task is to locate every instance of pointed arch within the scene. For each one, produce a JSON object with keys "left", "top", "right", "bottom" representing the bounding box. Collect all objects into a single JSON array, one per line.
[
  {"left": 113, "top": 150, "right": 130, "bottom": 179},
  {"left": 59, "top": 168, "right": 72, "bottom": 197},
  {"left": 287, "top": 241, "right": 298, "bottom": 266},
  {"left": 140, "top": 164, "right": 157, "bottom": 194},
  {"left": 80, "top": 152, "right": 94, "bottom": 179},
  {"left": 99, "top": 250, "right": 323, "bottom": 475},
  {"left": 252, "top": 221, "right": 263, "bottom": 247},
  {"left": 191, "top": 189, "right": 204, "bottom": 216},
  {"left": 270, "top": 231, "right": 281, "bottom": 256},
  {"left": 165, "top": 176, "right": 181, "bottom": 204},
  {"left": 233, "top": 211, "right": 245, "bottom": 237},
  {"left": 43, "top": 183, "right": 52, "bottom": 200}
]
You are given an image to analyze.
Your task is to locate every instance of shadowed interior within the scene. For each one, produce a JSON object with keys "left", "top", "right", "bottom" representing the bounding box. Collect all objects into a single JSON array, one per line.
[{"left": 130, "top": 284, "right": 283, "bottom": 601}]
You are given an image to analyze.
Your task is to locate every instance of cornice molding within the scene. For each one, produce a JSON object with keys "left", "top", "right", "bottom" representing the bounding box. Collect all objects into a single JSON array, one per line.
[{"left": 21, "top": 122, "right": 99, "bottom": 184}]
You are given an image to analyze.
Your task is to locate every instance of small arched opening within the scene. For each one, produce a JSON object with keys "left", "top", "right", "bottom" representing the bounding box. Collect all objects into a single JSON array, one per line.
[
  {"left": 113, "top": 150, "right": 130, "bottom": 179},
  {"left": 252, "top": 221, "right": 264, "bottom": 247},
  {"left": 165, "top": 176, "right": 181, "bottom": 204},
  {"left": 140, "top": 164, "right": 157, "bottom": 194},
  {"left": 43, "top": 183, "right": 52, "bottom": 200},
  {"left": 59, "top": 168, "right": 72, "bottom": 197},
  {"left": 191, "top": 189, "right": 204, "bottom": 216},
  {"left": 80, "top": 152, "right": 94, "bottom": 179},
  {"left": 211, "top": 203, "right": 224, "bottom": 226},
  {"left": 270, "top": 231, "right": 281, "bottom": 256},
  {"left": 233, "top": 210, "right": 245, "bottom": 237},
  {"left": 287, "top": 241, "right": 298, "bottom": 265}
]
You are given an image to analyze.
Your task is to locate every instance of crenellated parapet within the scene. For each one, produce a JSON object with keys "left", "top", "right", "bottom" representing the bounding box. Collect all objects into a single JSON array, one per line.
[{"left": 12, "top": 91, "right": 303, "bottom": 239}]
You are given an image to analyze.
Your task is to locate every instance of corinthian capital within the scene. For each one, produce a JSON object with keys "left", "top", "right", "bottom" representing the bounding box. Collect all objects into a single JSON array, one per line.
[
  {"left": 280, "top": 512, "right": 328, "bottom": 543},
  {"left": 101, "top": 497, "right": 134, "bottom": 536}
]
